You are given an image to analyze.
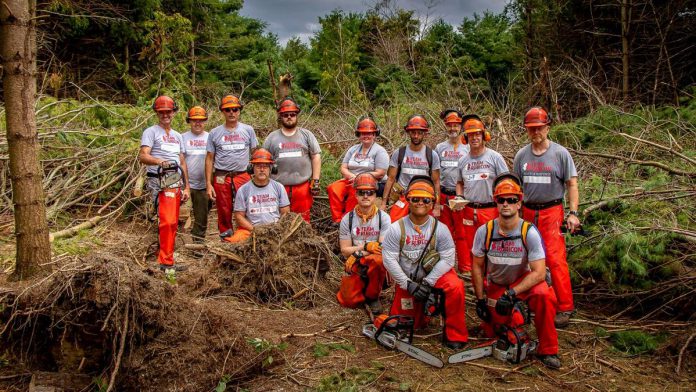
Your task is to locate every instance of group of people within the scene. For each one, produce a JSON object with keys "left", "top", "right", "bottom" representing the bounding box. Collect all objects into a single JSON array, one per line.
[{"left": 139, "top": 95, "right": 581, "bottom": 370}]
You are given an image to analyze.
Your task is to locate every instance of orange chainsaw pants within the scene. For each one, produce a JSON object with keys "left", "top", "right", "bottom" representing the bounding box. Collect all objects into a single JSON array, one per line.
[
  {"left": 213, "top": 171, "right": 251, "bottom": 234},
  {"left": 285, "top": 182, "right": 313, "bottom": 223},
  {"left": 458, "top": 205, "right": 498, "bottom": 272},
  {"left": 327, "top": 179, "right": 358, "bottom": 223},
  {"left": 157, "top": 187, "right": 181, "bottom": 267},
  {"left": 337, "top": 254, "right": 387, "bottom": 308}
]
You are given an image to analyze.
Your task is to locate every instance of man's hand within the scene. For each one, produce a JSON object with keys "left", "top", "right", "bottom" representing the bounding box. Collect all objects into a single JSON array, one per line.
[
  {"left": 407, "top": 281, "right": 432, "bottom": 302},
  {"left": 566, "top": 212, "right": 581, "bottom": 233},
  {"left": 379, "top": 201, "right": 388, "bottom": 211},
  {"left": 432, "top": 204, "right": 441, "bottom": 217},
  {"left": 181, "top": 187, "right": 190, "bottom": 203},
  {"left": 310, "top": 179, "right": 321, "bottom": 196},
  {"left": 476, "top": 298, "right": 491, "bottom": 322},
  {"left": 364, "top": 241, "right": 382, "bottom": 255},
  {"left": 495, "top": 289, "right": 516, "bottom": 316},
  {"left": 207, "top": 186, "right": 216, "bottom": 200},
  {"left": 344, "top": 254, "right": 357, "bottom": 273}
]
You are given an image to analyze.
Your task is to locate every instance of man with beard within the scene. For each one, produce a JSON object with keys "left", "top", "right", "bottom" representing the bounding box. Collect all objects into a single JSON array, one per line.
[
  {"left": 223, "top": 149, "right": 290, "bottom": 243},
  {"left": 381, "top": 115, "right": 441, "bottom": 222},
  {"left": 470, "top": 173, "right": 561, "bottom": 369},
  {"left": 262, "top": 97, "right": 322, "bottom": 223}
]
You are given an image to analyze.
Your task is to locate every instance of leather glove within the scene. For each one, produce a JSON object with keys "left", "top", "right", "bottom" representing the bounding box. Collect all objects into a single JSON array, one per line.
[
  {"left": 407, "top": 281, "right": 432, "bottom": 302},
  {"left": 495, "top": 289, "right": 516, "bottom": 316},
  {"left": 310, "top": 179, "right": 321, "bottom": 196},
  {"left": 344, "top": 254, "right": 358, "bottom": 273},
  {"left": 364, "top": 241, "right": 382, "bottom": 255},
  {"left": 476, "top": 298, "right": 491, "bottom": 322}
]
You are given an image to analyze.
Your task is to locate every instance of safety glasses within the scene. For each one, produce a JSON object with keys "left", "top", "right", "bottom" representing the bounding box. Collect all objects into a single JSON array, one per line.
[
  {"left": 281, "top": 113, "right": 297, "bottom": 119},
  {"left": 408, "top": 197, "right": 433, "bottom": 205},
  {"left": 222, "top": 107, "right": 240, "bottom": 113},
  {"left": 496, "top": 196, "right": 519, "bottom": 205},
  {"left": 357, "top": 190, "right": 376, "bottom": 197}
]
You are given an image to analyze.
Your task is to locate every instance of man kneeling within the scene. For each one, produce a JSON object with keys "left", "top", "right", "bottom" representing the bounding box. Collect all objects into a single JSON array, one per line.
[
  {"left": 337, "top": 173, "right": 391, "bottom": 317},
  {"left": 471, "top": 173, "right": 561, "bottom": 369},
  {"left": 223, "top": 149, "right": 290, "bottom": 243},
  {"left": 381, "top": 176, "right": 468, "bottom": 349}
]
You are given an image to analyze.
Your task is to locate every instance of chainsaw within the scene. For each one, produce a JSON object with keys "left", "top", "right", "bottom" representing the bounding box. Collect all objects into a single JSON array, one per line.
[
  {"left": 448, "top": 300, "right": 538, "bottom": 365},
  {"left": 157, "top": 160, "right": 183, "bottom": 189},
  {"left": 362, "top": 315, "right": 444, "bottom": 368}
]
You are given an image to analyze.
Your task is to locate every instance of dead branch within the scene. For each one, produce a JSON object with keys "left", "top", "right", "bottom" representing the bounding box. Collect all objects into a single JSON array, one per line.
[
  {"left": 569, "top": 148, "right": 696, "bottom": 177},
  {"left": 618, "top": 132, "right": 696, "bottom": 166},
  {"left": 676, "top": 331, "right": 696, "bottom": 375}
]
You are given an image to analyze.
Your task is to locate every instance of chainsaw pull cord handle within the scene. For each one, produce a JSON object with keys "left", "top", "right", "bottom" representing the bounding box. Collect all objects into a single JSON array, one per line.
[{"left": 374, "top": 315, "right": 414, "bottom": 347}]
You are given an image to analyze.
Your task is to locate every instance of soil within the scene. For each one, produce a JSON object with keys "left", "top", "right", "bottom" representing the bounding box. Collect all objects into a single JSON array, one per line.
[{"left": 0, "top": 206, "right": 694, "bottom": 391}]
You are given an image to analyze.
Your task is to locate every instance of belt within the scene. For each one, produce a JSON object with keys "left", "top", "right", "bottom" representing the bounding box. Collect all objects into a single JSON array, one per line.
[
  {"left": 146, "top": 172, "right": 160, "bottom": 178},
  {"left": 468, "top": 202, "right": 496, "bottom": 209},
  {"left": 440, "top": 187, "right": 457, "bottom": 196},
  {"left": 523, "top": 199, "right": 563, "bottom": 210},
  {"left": 214, "top": 169, "right": 246, "bottom": 177}
]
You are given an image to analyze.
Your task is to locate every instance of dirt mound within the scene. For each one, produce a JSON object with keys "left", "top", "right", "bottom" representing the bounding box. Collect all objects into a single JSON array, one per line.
[
  {"left": 189, "top": 213, "right": 341, "bottom": 308},
  {"left": 0, "top": 254, "right": 265, "bottom": 391}
]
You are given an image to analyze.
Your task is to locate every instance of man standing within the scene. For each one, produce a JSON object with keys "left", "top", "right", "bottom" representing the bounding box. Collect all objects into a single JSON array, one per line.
[
  {"left": 205, "top": 95, "right": 258, "bottom": 235},
  {"left": 513, "top": 106, "right": 580, "bottom": 328},
  {"left": 262, "top": 97, "right": 322, "bottom": 223},
  {"left": 336, "top": 173, "right": 391, "bottom": 317},
  {"left": 223, "top": 149, "right": 290, "bottom": 243},
  {"left": 182, "top": 106, "right": 210, "bottom": 243},
  {"left": 381, "top": 115, "right": 441, "bottom": 222},
  {"left": 381, "top": 176, "right": 468, "bottom": 349},
  {"left": 471, "top": 173, "right": 560, "bottom": 369},
  {"left": 139, "top": 95, "right": 190, "bottom": 272},
  {"left": 453, "top": 115, "right": 508, "bottom": 272}
]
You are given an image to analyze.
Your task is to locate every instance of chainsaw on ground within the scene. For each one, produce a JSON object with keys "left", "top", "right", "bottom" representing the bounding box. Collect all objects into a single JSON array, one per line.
[
  {"left": 448, "top": 300, "right": 538, "bottom": 365},
  {"left": 362, "top": 314, "right": 444, "bottom": 368},
  {"left": 157, "top": 160, "right": 183, "bottom": 189}
]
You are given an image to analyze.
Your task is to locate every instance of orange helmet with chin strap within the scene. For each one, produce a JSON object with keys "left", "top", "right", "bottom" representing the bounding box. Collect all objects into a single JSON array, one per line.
[
  {"left": 524, "top": 106, "right": 552, "bottom": 127},
  {"left": 186, "top": 106, "right": 208, "bottom": 122},
  {"left": 404, "top": 115, "right": 430, "bottom": 132},
  {"left": 492, "top": 172, "right": 523, "bottom": 200},
  {"left": 277, "top": 96, "right": 301, "bottom": 114},
  {"left": 153, "top": 95, "right": 178, "bottom": 112},
  {"left": 462, "top": 114, "right": 491, "bottom": 142},
  {"left": 353, "top": 173, "right": 378, "bottom": 190}
]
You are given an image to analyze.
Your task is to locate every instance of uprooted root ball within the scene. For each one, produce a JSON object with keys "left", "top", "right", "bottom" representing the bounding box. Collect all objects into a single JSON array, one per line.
[
  {"left": 192, "top": 213, "right": 341, "bottom": 308},
  {"left": 0, "top": 255, "right": 265, "bottom": 391}
]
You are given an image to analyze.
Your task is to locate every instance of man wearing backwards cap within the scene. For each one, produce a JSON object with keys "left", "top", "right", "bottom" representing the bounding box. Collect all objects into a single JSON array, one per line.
[
  {"left": 470, "top": 173, "right": 561, "bottom": 369},
  {"left": 223, "top": 148, "right": 290, "bottom": 243},
  {"left": 182, "top": 106, "right": 211, "bottom": 243},
  {"left": 205, "top": 94, "right": 258, "bottom": 235},
  {"left": 513, "top": 106, "right": 580, "bottom": 328},
  {"left": 381, "top": 176, "right": 468, "bottom": 349}
]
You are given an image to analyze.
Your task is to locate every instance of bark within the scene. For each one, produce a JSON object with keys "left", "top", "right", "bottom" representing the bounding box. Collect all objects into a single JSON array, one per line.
[
  {"left": 1, "top": 0, "right": 51, "bottom": 279},
  {"left": 621, "top": 0, "right": 631, "bottom": 101}
]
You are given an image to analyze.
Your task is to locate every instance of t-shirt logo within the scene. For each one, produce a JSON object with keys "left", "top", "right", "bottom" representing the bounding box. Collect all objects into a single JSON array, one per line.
[
  {"left": 404, "top": 157, "right": 426, "bottom": 166},
  {"left": 189, "top": 140, "right": 206, "bottom": 147},
  {"left": 405, "top": 233, "right": 427, "bottom": 246},
  {"left": 466, "top": 161, "right": 490, "bottom": 171},
  {"left": 355, "top": 226, "right": 377, "bottom": 238},
  {"left": 522, "top": 161, "right": 552, "bottom": 173},
  {"left": 162, "top": 135, "right": 178, "bottom": 143},
  {"left": 223, "top": 134, "right": 244, "bottom": 142},
  {"left": 491, "top": 240, "right": 524, "bottom": 257},
  {"left": 279, "top": 142, "right": 303, "bottom": 150},
  {"left": 442, "top": 151, "right": 461, "bottom": 159}
]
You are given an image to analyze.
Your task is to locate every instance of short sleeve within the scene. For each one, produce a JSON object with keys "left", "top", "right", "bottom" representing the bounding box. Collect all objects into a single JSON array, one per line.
[
  {"left": 512, "top": 149, "right": 523, "bottom": 178},
  {"left": 471, "top": 224, "right": 489, "bottom": 257},
  {"left": 140, "top": 128, "right": 155, "bottom": 148},
  {"left": 233, "top": 186, "right": 248, "bottom": 212},
  {"left": 206, "top": 130, "right": 216, "bottom": 153},
  {"left": 306, "top": 130, "right": 321, "bottom": 155},
  {"left": 494, "top": 152, "right": 509, "bottom": 174},
  {"left": 342, "top": 145, "right": 356, "bottom": 164},
  {"left": 374, "top": 146, "right": 390, "bottom": 170},
  {"left": 389, "top": 150, "right": 399, "bottom": 168},
  {"left": 277, "top": 182, "right": 290, "bottom": 207},
  {"left": 339, "top": 214, "right": 352, "bottom": 241},
  {"left": 249, "top": 127, "right": 259, "bottom": 149},
  {"left": 560, "top": 147, "right": 578, "bottom": 181},
  {"left": 431, "top": 150, "right": 441, "bottom": 171},
  {"left": 526, "top": 225, "right": 546, "bottom": 262}
]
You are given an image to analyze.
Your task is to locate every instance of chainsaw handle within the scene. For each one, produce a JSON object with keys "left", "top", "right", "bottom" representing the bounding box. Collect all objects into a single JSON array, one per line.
[{"left": 374, "top": 315, "right": 414, "bottom": 346}]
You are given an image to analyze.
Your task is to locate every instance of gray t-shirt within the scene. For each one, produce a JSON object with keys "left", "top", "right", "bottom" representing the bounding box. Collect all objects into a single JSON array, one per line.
[
  {"left": 262, "top": 128, "right": 321, "bottom": 186},
  {"left": 382, "top": 216, "right": 455, "bottom": 290},
  {"left": 339, "top": 210, "right": 391, "bottom": 247},
  {"left": 472, "top": 220, "right": 545, "bottom": 286},
  {"left": 456, "top": 148, "right": 509, "bottom": 203},
  {"left": 435, "top": 141, "right": 470, "bottom": 189},
  {"left": 388, "top": 146, "right": 441, "bottom": 188},
  {"left": 233, "top": 179, "right": 290, "bottom": 227},
  {"left": 140, "top": 125, "right": 183, "bottom": 175},
  {"left": 182, "top": 131, "right": 209, "bottom": 190},
  {"left": 513, "top": 141, "right": 577, "bottom": 203},
  {"left": 206, "top": 123, "right": 258, "bottom": 171},
  {"left": 342, "top": 143, "right": 390, "bottom": 179}
]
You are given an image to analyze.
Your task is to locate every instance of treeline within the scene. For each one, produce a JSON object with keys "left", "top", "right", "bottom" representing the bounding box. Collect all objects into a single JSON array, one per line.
[{"left": 26, "top": 0, "right": 696, "bottom": 118}]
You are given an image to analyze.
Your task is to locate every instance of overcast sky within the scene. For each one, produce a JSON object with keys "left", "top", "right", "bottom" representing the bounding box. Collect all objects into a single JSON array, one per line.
[{"left": 239, "top": 0, "right": 509, "bottom": 46}]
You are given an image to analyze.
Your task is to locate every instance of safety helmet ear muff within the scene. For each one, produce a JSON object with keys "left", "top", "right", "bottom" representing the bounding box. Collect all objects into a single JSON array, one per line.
[
  {"left": 462, "top": 114, "right": 491, "bottom": 142},
  {"left": 246, "top": 163, "right": 278, "bottom": 175}
]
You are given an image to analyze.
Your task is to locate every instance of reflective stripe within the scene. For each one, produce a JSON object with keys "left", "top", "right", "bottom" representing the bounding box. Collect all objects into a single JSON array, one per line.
[
  {"left": 161, "top": 143, "right": 180, "bottom": 153},
  {"left": 523, "top": 175, "right": 551, "bottom": 184},
  {"left": 440, "top": 161, "right": 458, "bottom": 168},
  {"left": 401, "top": 167, "right": 428, "bottom": 175},
  {"left": 488, "top": 256, "right": 525, "bottom": 266},
  {"left": 279, "top": 150, "right": 303, "bottom": 158},
  {"left": 221, "top": 143, "right": 246, "bottom": 151},
  {"left": 187, "top": 149, "right": 206, "bottom": 155}
]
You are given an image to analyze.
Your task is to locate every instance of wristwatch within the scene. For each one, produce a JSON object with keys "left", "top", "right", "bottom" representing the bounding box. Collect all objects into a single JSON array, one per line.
[{"left": 568, "top": 210, "right": 578, "bottom": 217}]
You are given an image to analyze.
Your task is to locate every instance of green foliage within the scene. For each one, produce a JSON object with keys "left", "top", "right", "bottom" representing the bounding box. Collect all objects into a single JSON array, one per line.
[
  {"left": 52, "top": 229, "right": 103, "bottom": 256},
  {"left": 312, "top": 342, "right": 356, "bottom": 358},
  {"left": 246, "top": 337, "right": 288, "bottom": 368},
  {"left": 215, "top": 375, "right": 231, "bottom": 392},
  {"left": 609, "top": 331, "right": 664, "bottom": 356},
  {"left": 317, "top": 367, "right": 378, "bottom": 392}
]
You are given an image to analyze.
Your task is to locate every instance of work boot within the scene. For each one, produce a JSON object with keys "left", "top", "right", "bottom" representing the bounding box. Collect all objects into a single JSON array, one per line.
[
  {"left": 444, "top": 340, "right": 466, "bottom": 350},
  {"left": 538, "top": 354, "right": 561, "bottom": 369},
  {"left": 554, "top": 311, "right": 573, "bottom": 328},
  {"left": 219, "top": 229, "right": 233, "bottom": 241},
  {"left": 159, "top": 264, "right": 188, "bottom": 272},
  {"left": 366, "top": 299, "right": 383, "bottom": 317}
]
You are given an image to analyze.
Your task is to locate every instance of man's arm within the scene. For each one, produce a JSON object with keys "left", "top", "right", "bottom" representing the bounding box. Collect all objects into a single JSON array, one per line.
[
  {"left": 233, "top": 211, "right": 254, "bottom": 231},
  {"left": 472, "top": 255, "right": 486, "bottom": 300},
  {"left": 566, "top": 177, "right": 580, "bottom": 231},
  {"left": 279, "top": 206, "right": 290, "bottom": 216},
  {"left": 310, "top": 153, "right": 321, "bottom": 180},
  {"left": 339, "top": 238, "right": 363, "bottom": 258},
  {"left": 380, "top": 166, "right": 398, "bottom": 210},
  {"left": 511, "top": 258, "right": 546, "bottom": 295},
  {"left": 205, "top": 152, "right": 216, "bottom": 199},
  {"left": 138, "top": 146, "right": 162, "bottom": 166},
  {"left": 339, "top": 163, "right": 355, "bottom": 181},
  {"left": 178, "top": 152, "right": 190, "bottom": 202}
]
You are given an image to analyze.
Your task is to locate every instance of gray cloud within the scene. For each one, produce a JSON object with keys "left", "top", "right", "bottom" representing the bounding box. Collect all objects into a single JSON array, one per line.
[{"left": 240, "top": 0, "right": 509, "bottom": 45}]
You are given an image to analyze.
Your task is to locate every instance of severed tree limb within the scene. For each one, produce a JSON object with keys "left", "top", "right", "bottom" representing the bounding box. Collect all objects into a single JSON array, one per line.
[
  {"left": 618, "top": 132, "right": 696, "bottom": 166},
  {"left": 49, "top": 215, "right": 107, "bottom": 242},
  {"left": 106, "top": 300, "right": 129, "bottom": 392},
  {"left": 676, "top": 331, "right": 696, "bottom": 375},
  {"left": 569, "top": 149, "right": 696, "bottom": 177}
]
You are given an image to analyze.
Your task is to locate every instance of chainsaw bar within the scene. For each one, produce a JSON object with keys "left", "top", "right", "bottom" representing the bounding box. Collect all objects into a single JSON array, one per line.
[
  {"left": 362, "top": 324, "right": 444, "bottom": 368},
  {"left": 448, "top": 344, "right": 494, "bottom": 364}
]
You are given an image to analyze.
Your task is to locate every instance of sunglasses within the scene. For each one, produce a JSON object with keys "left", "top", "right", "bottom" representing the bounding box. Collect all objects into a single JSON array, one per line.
[
  {"left": 357, "top": 190, "right": 376, "bottom": 197},
  {"left": 496, "top": 197, "right": 520, "bottom": 205},
  {"left": 408, "top": 197, "right": 433, "bottom": 205},
  {"left": 281, "top": 113, "right": 297, "bottom": 119},
  {"left": 222, "top": 107, "right": 240, "bottom": 113}
]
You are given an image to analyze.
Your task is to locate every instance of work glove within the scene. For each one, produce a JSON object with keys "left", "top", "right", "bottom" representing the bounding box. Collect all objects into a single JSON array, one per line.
[
  {"left": 344, "top": 254, "right": 357, "bottom": 273},
  {"left": 310, "top": 179, "right": 321, "bottom": 196},
  {"left": 364, "top": 241, "right": 382, "bottom": 255},
  {"left": 476, "top": 298, "right": 491, "bottom": 322},
  {"left": 495, "top": 289, "right": 516, "bottom": 316},
  {"left": 407, "top": 281, "right": 432, "bottom": 302}
]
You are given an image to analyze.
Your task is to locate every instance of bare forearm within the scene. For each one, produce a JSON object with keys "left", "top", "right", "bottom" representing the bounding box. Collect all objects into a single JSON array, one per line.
[
  {"left": 511, "top": 264, "right": 545, "bottom": 295},
  {"left": 567, "top": 178, "right": 579, "bottom": 211},
  {"left": 205, "top": 154, "right": 214, "bottom": 188},
  {"left": 311, "top": 154, "right": 321, "bottom": 179},
  {"left": 472, "top": 257, "right": 485, "bottom": 299},
  {"left": 234, "top": 213, "right": 254, "bottom": 231}
]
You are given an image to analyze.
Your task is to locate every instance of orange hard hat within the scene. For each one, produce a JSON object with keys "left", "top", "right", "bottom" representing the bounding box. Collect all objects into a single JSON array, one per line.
[
  {"left": 440, "top": 109, "right": 463, "bottom": 124},
  {"left": 153, "top": 95, "right": 178, "bottom": 112},
  {"left": 493, "top": 173, "right": 523, "bottom": 199},
  {"left": 353, "top": 173, "right": 378, "bottom": 190},
  {"left": 356, "top": 117, "right": 378, "bottom": 133},
  {"left": 220, "top": 95, "right": 242, "bottom": 110},
  {"left": 524, "top": 107, "right": 551, "bottom": 127},
  {"left": 249, "top": 148, "right": 274, "bottom": 164},
  {"left": 406, "top": 176, "right": 435, "bottom": 199},
  {"left": 463, "top": 115, "right": 485, "bottom": 134},
  {"left": 186, "top": 106, "right": 208, "bottom": 122},
  {"left": 277, "top": 97, "right": 300, "bottom": 114},
  {"left": 404, "top": 115, "right": 429, "bottom": 132}
]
